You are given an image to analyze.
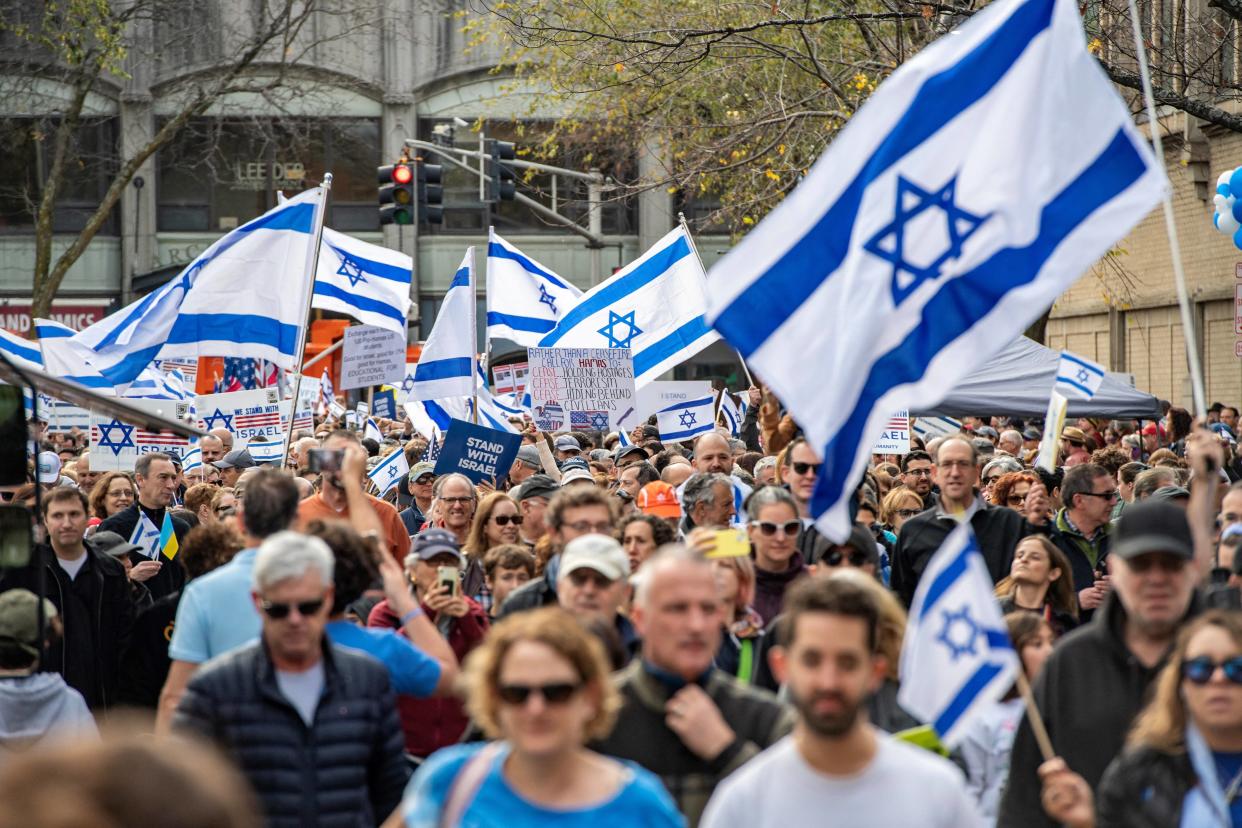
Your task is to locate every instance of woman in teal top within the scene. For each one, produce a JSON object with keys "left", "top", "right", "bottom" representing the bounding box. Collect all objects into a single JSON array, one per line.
[{"left": 393, "top": 606, "right": 684, "bottom": 828}]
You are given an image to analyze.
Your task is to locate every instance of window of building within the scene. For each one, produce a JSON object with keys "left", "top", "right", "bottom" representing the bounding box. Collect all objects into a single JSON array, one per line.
[{"left": 0, "top": 118, "right": 119, "bottom": 235}]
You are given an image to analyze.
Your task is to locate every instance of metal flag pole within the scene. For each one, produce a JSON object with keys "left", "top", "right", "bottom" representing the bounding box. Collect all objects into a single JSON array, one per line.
[
  {"left": 470, "top": 243, "right": 479, "bottom": 425},
  {"left": 281, "top": 173, "right": 333, "bottom": 468},
  {"left": 677, "top": 212, "right": 756, "bottom": 388},
  {"left": 1124, "top": 1, "right": 1207, "bottom": 418}
]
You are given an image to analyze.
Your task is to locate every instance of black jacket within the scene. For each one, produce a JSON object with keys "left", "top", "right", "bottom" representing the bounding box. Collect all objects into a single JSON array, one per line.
[
  {"left": 1047, "top": 508, "right": 1112, "bottom": 596},
  {"left": 115, "top": 591, "right": 179, "bottom": 709},
  {"left": 172, "top": 639, "right": 409, "bottom": 828},
  {"left": 98, "top": 503, "right": 189, "bottom": 601},
  {"left": 497, "top": 564, "right": 559, "bottom": 617},
  {"left": 0, "top": 542, "right": 134, "bottom": 710},
  {"left": 997, "top": 592, "right": 1201, "bottom": 828},
  {"left": 1095, "top": 745, "right": 1198, "bottom": 828},
  {"left": 890, "top": 499, "right": 1030, "bottom": 607}
]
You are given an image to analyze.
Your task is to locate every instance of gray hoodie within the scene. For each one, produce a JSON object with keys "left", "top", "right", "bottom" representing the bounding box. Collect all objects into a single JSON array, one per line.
[{"left": 0, "top": 672, "right": 97, "bottom": 756}]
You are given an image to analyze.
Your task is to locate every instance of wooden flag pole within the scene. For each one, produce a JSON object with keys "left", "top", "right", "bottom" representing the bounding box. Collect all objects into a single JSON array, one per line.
[{"left": 1014, "top": 668, "right": 1056, "bottom": 762}]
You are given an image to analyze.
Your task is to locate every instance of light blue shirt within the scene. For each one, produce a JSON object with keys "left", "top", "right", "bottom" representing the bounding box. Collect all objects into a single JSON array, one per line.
[
  {"left": 168, "top": 548, "right": 261, "bottom": 663},
  {"left": 325, "top": 620, "right": 441, "bottom": 697}
]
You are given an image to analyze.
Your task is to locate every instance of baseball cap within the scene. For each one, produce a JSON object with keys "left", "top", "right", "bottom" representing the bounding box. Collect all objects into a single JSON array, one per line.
[
  {"left": 1148, "top": 485, "right": 1191, "bottom": 503},
  {"left": 515, "top": 445, "right": 541, "bottom": 469},
  {"left": 0, "top": 589, "right": 57, "bottom": 658},
  {"left": 1061, "top": 426, "right": 1087, "bottom": 445},
  {"left": 411, "top": 528, "right": 464, "bottom": 563},
  {"left": 589, "top": 449, "right": 611, "bottom": 463},
  {"left": 560, "top": 534, "right": 630, "bottom": 582},
  {"left": 1022, "top": 428, "right": 1042, "bottom": 441},
  {"left": 1111, "top": 499, "right": 1194, "bottom": 561},
  {"left": 555, "top": 435, "right": 581, "bottom": 453},
  {"left": 560, "top": 468, "right": 596, "bottom": 487},
  {"left": 560, "top": 457, "right": 590, "bottom": 473},
  {"left": 214, "top": 449, "right": 256, "bottom": 470},
  {"left": 92, "top": 530, "right": 144, "bottom": 560},
  {"left": 614, "top": 444, "right": 646, "bottom": 464},
  {"left": 1142, "top": 422, "right": 1165, "bottom": 437},
  {"left": 409, "top": 461, "right": 436, "bottom": 481},
  {"left": 637, "top": 481, "right": 681, "bottom": 519},
  {"left": 36, "top": 452, "right": 61, "bottom": 485},
  {"left": 976, "top": 426, "right": 999, "bottom": 440},
  {"left": 640, "top": 424, "right": 660, "bottom": 439},
  {"left": 517, "top": 474, "right": 560, "bottom": 502}
]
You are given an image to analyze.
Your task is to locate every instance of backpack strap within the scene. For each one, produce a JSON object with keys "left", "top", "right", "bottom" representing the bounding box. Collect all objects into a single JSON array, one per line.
[{"left": 439, "top": 742, "right": 504, "bottom": 828}]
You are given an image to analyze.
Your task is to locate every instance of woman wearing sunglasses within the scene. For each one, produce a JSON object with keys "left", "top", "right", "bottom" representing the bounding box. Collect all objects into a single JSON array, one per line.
[
  {"left": 462, "top": 493, "right": 522, "bottom": 610},
  {"left": 746, "top": 487, "right": 809, "bottom": 627},
  {"left": 880, "top": 487, "right": 924, "bottom": 535},
  {"left": 1040, "top": 611, "right": 1242, "bottom": 828},
  {"left": 392, "top": 607, "right": 682, "bottom": 827}
]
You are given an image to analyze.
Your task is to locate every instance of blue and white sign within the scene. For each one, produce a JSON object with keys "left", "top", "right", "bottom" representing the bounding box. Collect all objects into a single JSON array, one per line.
[{"left": 433, "top": 419, "right": 523, "bottom": 485}]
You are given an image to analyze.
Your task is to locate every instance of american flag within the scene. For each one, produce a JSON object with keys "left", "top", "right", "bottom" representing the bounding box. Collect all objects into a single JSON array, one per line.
[
  {"left": 233, "top": 409, "right": 282, "bottom": 429},
  {"left": 884, "top": 414, "right": 909, "bottom": 432},
  {"left": 425, "top": 431, "right": 441, "bottom": 464},
  {"left": 570, "top": 410, "right": 610, "bottom": 431},
  {"left": 222, "top": 358, "right": 256, "bottom": 392}
]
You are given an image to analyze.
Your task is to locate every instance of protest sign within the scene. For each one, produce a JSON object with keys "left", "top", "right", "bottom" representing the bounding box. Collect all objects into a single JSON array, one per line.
[
  {"left": 493, "top": 361, "right": 529, "bottom": 396},
  {"left": 433, "top": 418, "right": 523, "bottom": 484},
  {"left": 527, "top": 347, "right": 635, "bottom": 433},
  {"left": 195, "top": 389, "right": 282, "bottom": 448},
  {"left": 622, "top": 381, "right": 714, "bottom": 436},
  {"left": 340, "top": 324, "right": 406, "bottom": 390},
  {"left": 156, "top": 358, "right": 198, "bottom": 388},
  {"left": 873, "top": 411, "right": 911, "bottom": 455},
  {"left": 90, "top": 399, "right": 193, "bottom": 472},
  {"left": 372, "top": 388, "right": 397, "bottom": 419},
  {"left": 38, "top": 395, "right": 91, "bottom": 433}
]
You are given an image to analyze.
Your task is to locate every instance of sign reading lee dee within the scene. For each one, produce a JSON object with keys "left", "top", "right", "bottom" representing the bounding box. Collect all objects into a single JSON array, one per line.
[
  {"left": 195, "top": 389, "right": 282, "bottom": 448},
  {"left": 89, "top": 399, "right": 193, "bottom": 472},
  {"left": 433, "top": 419, "right": 523, "bottom": 484},
  {"left": 873, "top": 410, "right": 911, "bottom": 455},
  {"left": 527, "top": 347, "right": 635, "bottom": 433},
  {"left": 340, "top": 325, "right": 406, "bottom": 391}
]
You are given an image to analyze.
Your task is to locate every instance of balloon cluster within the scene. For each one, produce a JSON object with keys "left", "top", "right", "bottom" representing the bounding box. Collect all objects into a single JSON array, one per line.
[{"left": 1213, "top": 168, "right": 1242, "bottom": 249}]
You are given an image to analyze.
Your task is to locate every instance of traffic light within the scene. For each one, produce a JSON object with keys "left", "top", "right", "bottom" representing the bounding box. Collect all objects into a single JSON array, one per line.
[
  {"left": 377, "top": 162, "right": 414, "bottom": 225},
  {"left": 415, "top": 156, "right": 443, "bottom": 225},
  {"left": 484, "top": 139, "right": 516, "bottom": 202}
]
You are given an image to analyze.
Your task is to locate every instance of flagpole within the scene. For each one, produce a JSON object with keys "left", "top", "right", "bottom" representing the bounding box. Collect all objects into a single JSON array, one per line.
[
  {"left": 1124, "top": 0, "right": 1207, "bottom": 419},
  {"left": 472, "top": 242, "right": 480, "bottom": 425},
  {"left": 1014, "top": 668, "right": 1056, "bottom": 762},
  {"left": 677, "top": 212, "right": 756, "bottom": 388},
  {"left": 281, "top": 173, "right": 333, "bottom": 468}
]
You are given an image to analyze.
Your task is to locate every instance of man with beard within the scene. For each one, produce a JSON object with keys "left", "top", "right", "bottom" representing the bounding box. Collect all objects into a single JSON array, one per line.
[{"left": 701, "top": 575, "right": 976, "bottom": 828}]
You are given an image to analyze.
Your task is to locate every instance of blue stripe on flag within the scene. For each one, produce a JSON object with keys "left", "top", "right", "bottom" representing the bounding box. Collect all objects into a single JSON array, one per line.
[
  {"left": 540, "top": 235, "right": 692, "bottom": 346},
  {"left": 634, "top": 316, "right": 713, "bottom": 378},
  {"left": 934, "top": 661, "right": 1006, "bottom": 737},
  {"left": 1054, "top": 375, "right": 1094, "bottom": 397},
  {"left": 325, "top": 244, "right": 410, "bottom": 284},
  {"left": 660, "top": 396, "right": 716, "bottom": 412},
  {"left": 811, "top": 127, "right": 1149, "bottom": 518},
  {"left": 918, "top": 539, "right": 973, "bottom": 621},
  {"left": 313, "top": 282, "right": 406, "bottom": 325},
  {"left": 486, "top": 311, "right": 557, "bottom": 334},
  {"left": 1, "top": 336, "right": 43, "bottom": 365},
  {"left": 166, "top": 313, "right": 300, "bottom": 354},
  {"left": 449, "top": 267, "right": 471, "bottom": 290},
  {"left": 714, "top": 0, "right": 1056, "bottom": 357},
  {"left": 487, "top": 243, "right": 573, "bottom": 290},
  {"left": 1060, "top": 352, "right": 1104, "bottom": 377},
  {"left": 985, "top": 629, "right": 1011, "bottom": 648},
  {"left": 424, "top": 400, "right": 452, "bottom": 431},
  {"left": 413, "top": 357, "right": 474, "bottom": 383}
]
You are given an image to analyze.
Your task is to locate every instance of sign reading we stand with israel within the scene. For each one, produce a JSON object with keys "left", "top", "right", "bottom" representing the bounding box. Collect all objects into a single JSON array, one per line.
[
  {"left": 195, "top": 388, "right": 283, "bottom": 448},
  {"left": 89, "top": 399, "right": 193, "bottom": 472}
]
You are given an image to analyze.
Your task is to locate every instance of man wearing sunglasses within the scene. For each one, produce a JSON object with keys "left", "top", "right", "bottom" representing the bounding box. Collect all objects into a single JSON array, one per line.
[
  {"left": 173, "top": 532, "right": 409, "bottom": 825},
  {"left": 398, "top": 462, "right": 435, "bottom": 536},
  {"left": 1047, "top": 463, "right": 1116, "bottom": 616}
]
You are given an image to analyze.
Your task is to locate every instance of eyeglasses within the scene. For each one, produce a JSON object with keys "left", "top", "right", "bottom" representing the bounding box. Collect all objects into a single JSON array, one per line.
[
  {"left": 1126, "top": 553, "right": 1186, "bottom": 574},
  {"left": 895, "top": 508, "right": 921, "bottom": 518},
  {"left": 1079, "top": 490, "right": 1120, "bottom": 502},
  {"left": 440, "top": 496, "right": 474, "bottom": 505},
  {"left": 1006, "top": 494, "right": 1026, "bottom": 506},
  {"left": 259, "top": 597, "right": 326, "bottom": 619},
  {"left": 825, "top": 549, "right": 869, "bottom": 567},
  {"left": 497, "top": 682, "right": 581, "bottom": 706},
  {"left": 751, "top": 520, "right": 800, "bottom": 537},
  {"left": 1182, "top": 655, "right": 1242, "bottom": 685},
  {"left": 791, "top": 461, "right": 821, "bottom": 476},
  {"left": 904, "top": 468, "right": 933, "bottom": 477},
  {"left": 492, "top": 514, "right": 524, "bottom": 526},
  {"left": 564, "top": 520, "right": 613, "bottom": 534},
  {"left": 982, "top": 476, "right": 1002, "bottom": 485},
  {"left": 215, "top": 506, "right": 236, "bottom": 517}
]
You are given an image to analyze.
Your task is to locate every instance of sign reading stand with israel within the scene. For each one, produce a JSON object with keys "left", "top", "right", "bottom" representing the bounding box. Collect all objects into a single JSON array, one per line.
[{"left": 433, "top": 419, "right": 523, "bottom": 485}]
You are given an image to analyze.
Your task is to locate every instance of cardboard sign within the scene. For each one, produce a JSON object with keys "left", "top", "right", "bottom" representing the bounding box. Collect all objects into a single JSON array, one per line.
[
  {"left": 373, "top": 388, "right": 397, "bottom": 419},
  {"left": 527, "top": 347, "right": 635, "bottom": 433},
  {"left": 873, "top": 410, "right": 911, "bottom": 455},
  {"left": 89, "top": 399, "right": 193, "bottom": 472},
  {"left": 433, "top": 418, "right": 523, "bottom": 484},
  {"left": 195, "top": 389, "right": 283, "bottom": 448},
  {"left": 340, "top": 324, "right": 406, "bottom": 390}
]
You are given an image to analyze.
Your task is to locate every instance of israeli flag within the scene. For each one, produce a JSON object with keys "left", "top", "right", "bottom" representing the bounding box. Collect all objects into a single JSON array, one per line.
[
  {"left": 124, "top": 366, "right": 191, "bottom": 400},
  {"left": 706, "top": 0, "right": 1164, "bottom": 541},
  {"left": 410, "top": 249, "right": 476, "bottom": 402},
  {"left": 313, "top": 227, "right": 412, "bottom": 336},
  {"left": 486, "top": 230, "right": 583, "bottom": 346},
  {"left": 718, "top": 391, "right": 743, "bottom": 438},
  {"left": 246, "top": 437, "right": 285, "bottom": 466},
  {"left": 368, "top": 447, "right": 409, "bottom": 497},
  {"left": 468, "top": 387, "right": 522, "bottom": 434},
  {"left": 129, "top": 511, "right": 162, "bottom": 560},
  {"left": 0, "top": 328, "right": 43, "bottom": 373},
  {"left": 182, "top": 446, "right": 203, "bottom": 473},
  {"left": 1054, "top": 350, "right": 1105, "bottom": 400},
  {"left": 656, "top": 395, "right": 716, "bottom": 443},
  {"left": 898, "top": 523, "right": 1019, "bottom": 746},
  {"left": 319, "top": 367, "right": 334, "bottom": 414},
  {"left": 539, "top": 226, "right": 719, "bottom": 387},
  {"left": 364, "top": 416, "right": 383, "bottom": 443},
  {"left": 33, "top": 318, "right": 75, "bottom": 339}
]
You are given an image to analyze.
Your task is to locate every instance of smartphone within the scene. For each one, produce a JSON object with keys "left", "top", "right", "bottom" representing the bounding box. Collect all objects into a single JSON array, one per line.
[
  {"left": 307, "top": 448, "right": 344, "bottom": 473},
  {"left": 437, "top": 565, "right": 460, "bottom": 598}
]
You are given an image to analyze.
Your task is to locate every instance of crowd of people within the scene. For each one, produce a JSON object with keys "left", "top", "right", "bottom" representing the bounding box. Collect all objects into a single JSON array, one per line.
[{"left": 0, "top": 388, "right": 1240, "bottom": 827}]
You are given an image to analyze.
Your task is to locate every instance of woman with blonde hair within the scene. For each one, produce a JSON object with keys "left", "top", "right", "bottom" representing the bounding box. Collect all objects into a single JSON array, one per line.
[
  {"left": 391, "top": 607, "right": 682, "bottom": 827},
  {"left": 880, "top": 487, "right": 924, "bottom": 535}
]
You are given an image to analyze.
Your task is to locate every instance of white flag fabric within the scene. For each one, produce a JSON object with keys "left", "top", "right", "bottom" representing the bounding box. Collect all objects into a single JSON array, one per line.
[
  {"left": 37, "top": 319, "right": 117, "bottom": 393},
  {"left": 1054, "top": 350, "right": 1105, "bottom": 400},
  {"left": 410, "top": 249, "right": 476, "bottom": 402},
  {"left": 364, "top": 417, "right": 383, "bottom": 443},
  {"left": 656, "top": 394, "right": 717, "bottom": 443},
  {"left": 246, "top": 437, "right": 285, "bottom": 466},
  {"left": 718, "top": 391, "right": 743, "bottom": 438},
  {"left": 898, "top": 522, "right": 1020, "bottom": 746},
  {"left": 538, "top": 226, "right": 720, "bottom": 387},
  {"left": 313, "top": 227, "right": 412, "bottom": 336},
  {"left": 486, "top": 229, "right": 583, "bottom": 346},
  {"left": 706, "top": 0, "right": 1164, "bottom": 541},
  {"left": 0, "top": 328, "right": 43, "bottom": 372},
  {"left": 181, "top": 446, "right": 203, "bottom": 474},
  {"left": 368, "top": 448, "right": 409, "bottom": 497},
  {"left": 128, "top": 511, "right": 162, "bottom": 560}
]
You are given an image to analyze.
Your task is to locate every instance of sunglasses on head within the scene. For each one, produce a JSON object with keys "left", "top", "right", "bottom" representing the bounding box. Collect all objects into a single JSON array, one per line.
[
  {"left": 492, "top": 514, "right": 524, "bottom": 526},
  {"left": 497, "top": 681, "right": 581, "bottom": 705},
  {"left": 792, "top": 461, "right": 821, "bottom": 476},
  {"left": 825, "top": 549, "right": 869, "bottom": 567},
  {"left": 260, "top": 597, "right": 326, "bottom": 620},
  {"left": 752, "top": 520, "right": 800, "bottom": 537},
  {"left": 1182, "top": 655, "right": 1242, "bottom": 685}
]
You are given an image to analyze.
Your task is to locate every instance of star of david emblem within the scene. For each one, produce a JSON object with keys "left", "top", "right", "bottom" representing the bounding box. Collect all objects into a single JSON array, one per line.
[
  {"left": 97, "top": 419, "right": 135, "bottom": 457},
  {"left": 401, "top": 374, "right": 416, "bottom": 394},
  {"left": 1076, "top": 368, "right": 1090, "bottom": 384},
  {"left": 863, "top": 175, "right": 990, "bottom": 306},
  {"left": 386, "top": 464, "right": 399, "bottom": 480},
  {"left": 538, "top": 283, "right": 557, "bottom": 314},
  {"left": 589, "top": 412, "right": 610, "bottom": 431},
  {"left": 936, "top": 605, "right": 980, "bottom": 661},
  {"left": 598, "top": 310, "right": 642, "bottom": 349},
  {"left": 336, "top": 252, "right": 368, "bottom": 288},
  {"left": 678, "top": 409, "right": 697, "bottom": 429},
  {"left": 202, "top": 408, "right": 234, "bottom": 431}
]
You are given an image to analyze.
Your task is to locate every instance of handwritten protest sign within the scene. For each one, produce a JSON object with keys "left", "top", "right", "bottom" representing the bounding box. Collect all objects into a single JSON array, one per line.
[
  {"left": 873, "top": 410, "right": 911, "bottom": 455},
  {"left": 527, "top": 347, "right": 635, "bottom": 433},
  {"left": 340, "top": 324, "right": 406, "bottom": 390},
  {"left": 195, "top": 389, "right": 282, "bottom": 448},
  {"left": 89, "top": 399, "right": 193, "bottom": 472},
  {"left": 433, "top": 419, "right": 523, "bottom": 484}
]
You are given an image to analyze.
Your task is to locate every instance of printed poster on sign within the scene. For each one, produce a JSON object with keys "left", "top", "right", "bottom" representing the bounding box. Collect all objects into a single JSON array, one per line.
[
  {"left": 527, "top": 347, "right": 635, "bottom": 433},
  {"left": 432, "top": 419, "right": 523, "bottom": 485},
  {"left": 627, "top": 381, "right": 714, "bottom": 436},
  {"left": 195, "top": 388, "right": 282, "bottom": 448},
  {"left": 873, "top": 410, "right": 911, "bottom": 455},
  {"left": 340, "top": 324, "right": 406, "bottom": 391},
  {"left": 38, "top": 395, "right": 91, "bottom": 433},
  {"left": 493, "top": 361, "right": 530, "bottom": 397},
  {"left": 89, "top": 400, "right": 193, "bottom": 472}
]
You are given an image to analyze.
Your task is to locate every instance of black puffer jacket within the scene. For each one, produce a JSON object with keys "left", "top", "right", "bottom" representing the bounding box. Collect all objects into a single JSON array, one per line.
[
  {"left": 172, "top": 639, "right": 409, "bottom": 827},
  {"left": 1096, "top": 745, "right": 1197, "bottom": 828}
]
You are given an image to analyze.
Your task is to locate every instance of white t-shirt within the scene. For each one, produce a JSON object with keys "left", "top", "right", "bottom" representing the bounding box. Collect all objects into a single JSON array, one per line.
[
  {"left": 700, "top": 732, "right": 981, "bottom": 828},
  {"left": 56, "top": 553, "right": 88, "bottom": 581},
  {"left": 276, "top": 661, "right": 325, "bottom": 726}
]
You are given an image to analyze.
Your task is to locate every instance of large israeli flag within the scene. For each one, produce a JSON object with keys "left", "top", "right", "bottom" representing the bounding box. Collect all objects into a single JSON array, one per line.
[
  {"left": 410, "top": 249, "right": 476, "bottom": 402},
  {"left": 313, "top": 227, "right": 412, "bottom": 336},
  {"left": 706, "top": 0, "right": 1164, "bottom": 541},
  {"left": 898, "top": 523, "right": 1019, "bottom": 746},
  {"left": 538, "top": 226, "right": 719, "bottom": 387},
  {"left": 486, "top": 230, "right": 582, "bottom": 346}
]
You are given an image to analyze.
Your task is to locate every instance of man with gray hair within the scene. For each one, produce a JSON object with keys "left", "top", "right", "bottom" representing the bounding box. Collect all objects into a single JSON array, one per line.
[
  {"left": 753, "top": 456, "right": 778, "bottom": 486},
  {"left": 681, "top": 473, "right": 736, "bottom": 535},
  {"left": 98, "top": 451, "right": 189, "bottom": 602},
  {"left": 997, "top": 429, "right": 1024, "bottom": 457},
  {"left": 173, "top": 531, "right": 409, "bottom": 827}
]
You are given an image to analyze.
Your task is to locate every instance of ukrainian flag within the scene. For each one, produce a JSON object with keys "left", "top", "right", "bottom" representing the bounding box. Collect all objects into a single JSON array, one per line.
[{"left": 159, "top": 512, "right": 178, "bottom": 560}]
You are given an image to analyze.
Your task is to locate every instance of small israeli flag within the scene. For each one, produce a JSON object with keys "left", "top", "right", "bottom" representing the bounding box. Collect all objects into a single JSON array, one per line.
[
  {"left": 656, "top": 395, "right": 716, "bottom": 443},
  {"left": 718, "top": 391, "right": 743, "bottom": 438},
  {"left": 898, "top": 523, "right": 1020, "bottom": 746},
  {"left": 246, "top": 438, "right": 285, "bottom": 466},
  {"left": 364, "top": 417, "right": 383, "bottom": 443},
  {"left": 1054, "top": 350, "right": 1105, "bottom": 400},
  {"left": 182, "top": 446, "right": 203, "bottom": 473},
  {"left": 368, "top": 448, "right": 410, "bottom": 497},
  {"left": 129, "top": 511, "right": 162, "bottom": 560}
]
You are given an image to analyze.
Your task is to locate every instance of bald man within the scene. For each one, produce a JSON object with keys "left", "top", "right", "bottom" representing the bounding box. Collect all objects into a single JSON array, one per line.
[
  {"left": 199, "top": 434, "right": 225, "bottom": 465},
  {"left": 693, "top": 432, "right": 734, "bottom": 476},
  {"left": 208, "top": 428, "right": 233, "bottom": 454}
]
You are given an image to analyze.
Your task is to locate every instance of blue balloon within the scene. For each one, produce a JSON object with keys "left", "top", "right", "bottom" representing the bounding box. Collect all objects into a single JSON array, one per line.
[
  {"left": 1233, "top": 225, "right": 1242, "bottom": 250},
  {"left": 1230, "top": 167, "right": 1242, "bottom": 196},
  {"left": 1222, "top": 183, "right": 1233, "bottom": 196},
  {"left": 1231, "top": 198, "right": 1242, "bottom": 223}
]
